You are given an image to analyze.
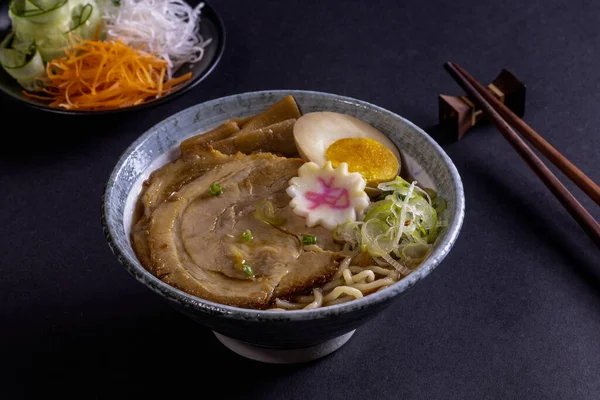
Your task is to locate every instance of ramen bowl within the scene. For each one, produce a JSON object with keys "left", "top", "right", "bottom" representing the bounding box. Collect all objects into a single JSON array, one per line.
[{"left": 101, "top": 90, "right": 465, "bottom": 364}]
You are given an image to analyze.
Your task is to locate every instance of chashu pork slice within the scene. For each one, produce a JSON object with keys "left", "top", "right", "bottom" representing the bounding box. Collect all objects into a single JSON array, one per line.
[
  {"left": 131, "top": 150, "right": 238, "bottom": 268},
  {"left": 145, "top": 153, "right": 344, "bottom": 309}
]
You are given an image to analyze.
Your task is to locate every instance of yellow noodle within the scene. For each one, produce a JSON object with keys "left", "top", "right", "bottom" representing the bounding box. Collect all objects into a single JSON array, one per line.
[
  {"left": 331, "top": 257, "right": 352, "bottom": 281},
  {"left": 303, "top": 289, "right": 323, "bottom": 310},
  {"left": 321, "top": 277, "right": 345, "bottom": 292},
  {"left": 275, "top": 299, "right": 305, "bottom": 310},
  {"left": 323, "top": 286, "right": 363, "bottom": 302},
  {"left": 324, "top": 295, "right": 356, "bottom": 306},
  {"left": 351, "top": 277, "right": 396, "bottom": 293},
  {"left": 370, "top": 266, "right": 395, "bottom": 276},
  {"left": 268, "top": 256, "right": 405, "bottom": 310},
  {"left": 292, "top": 294, "right": 317, "bottom": 304},
  {"left": 342, "top": 269, "right": 354, "bottom": 286},
  {"left": 348, "top": 266, "right": 366, "bottom": 274},
  {"left": 348, "top": 265, "right": 394, "bottom": 276},
  {"left": 351, "top": 270, "right": 376, "bottom": 283}
]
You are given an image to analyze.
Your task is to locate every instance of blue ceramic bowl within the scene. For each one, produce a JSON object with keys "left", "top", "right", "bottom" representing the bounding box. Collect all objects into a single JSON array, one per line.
[{"left": 102, "top": 90, "right": 465, "bottom": 363}]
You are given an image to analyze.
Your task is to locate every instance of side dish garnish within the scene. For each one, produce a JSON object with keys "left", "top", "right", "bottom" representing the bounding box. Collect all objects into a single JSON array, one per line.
[
  {"left": 103, "top": 0, "right": 211, "bottom": 79},
  {"left": 24, "top": 37, "right": 191, "bottom": 110},
  {"left": 0, "top": 0, "right": 211, "bottom": 110}
]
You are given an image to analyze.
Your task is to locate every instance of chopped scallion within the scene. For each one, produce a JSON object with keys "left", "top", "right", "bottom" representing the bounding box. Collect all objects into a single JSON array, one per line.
[
  {"left": 241, "top": 229, "right": 253, "bottom": 242},
  {"left": 302, "top": 234, "right": 317, "bottom": 245},
  {"left": 432, "top": 197, "right": 447, "bottom": 213},
  {"left": 241, "top": 263, "right": 254, "bottom": 277},
  {"left": 209, "top": 183, "right": 223, "bottom": 196}
]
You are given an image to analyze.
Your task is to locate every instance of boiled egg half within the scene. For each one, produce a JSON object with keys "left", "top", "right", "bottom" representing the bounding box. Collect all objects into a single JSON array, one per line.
[{"left": 293, "top": 111, "right": 401, "bottom": 186}]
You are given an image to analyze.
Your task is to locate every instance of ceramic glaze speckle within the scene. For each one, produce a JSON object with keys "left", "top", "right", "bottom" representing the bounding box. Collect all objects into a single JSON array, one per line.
[{"left": 101, "top": 90, "right": 465, "bottom": 350}]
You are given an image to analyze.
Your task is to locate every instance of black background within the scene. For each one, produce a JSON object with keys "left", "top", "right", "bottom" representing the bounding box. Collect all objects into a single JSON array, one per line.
[{"left": 1, "top": 0, "right": 599, "bottom": 398}]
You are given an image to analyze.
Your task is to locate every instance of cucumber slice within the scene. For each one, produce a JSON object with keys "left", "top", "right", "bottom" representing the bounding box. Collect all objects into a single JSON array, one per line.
[
  {"left": 0, "top": 33, "right": 27, "bottom": 68},
  {"left": 2, "top": 50, "right": 46, "bottom": 93},
  {"left": 0, "top": 47, "right": 27, "bottom": 68},
  {"left": 2, "top": 49, "right": 45, "bottom": 80},
  {"left": 70, "top": 1, "right": 101, "bottom": 39},
  {"left": 10, "top": 12, "right": 71, "bottom": 37},
  {"left": 10, "top": 0, "right": 70, "bottom": 25},
  {"left": 1, "top": 32, "right": 46, "bottom": 89},
  {"left": 38, "top": 46, "right": 68, "bottom": 61},
  {"left": 11, "top": 32, "right": 36, "bottom": 54}
]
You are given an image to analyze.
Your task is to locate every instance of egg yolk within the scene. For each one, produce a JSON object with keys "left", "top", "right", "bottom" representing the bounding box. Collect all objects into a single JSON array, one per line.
[{"left": 325, "top": 138, "right": 399, "bottom": 186}]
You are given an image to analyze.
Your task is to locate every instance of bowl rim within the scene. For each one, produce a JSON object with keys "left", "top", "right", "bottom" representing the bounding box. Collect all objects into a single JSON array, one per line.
[
  {"left": 0, "top": 1, "right": 225, "bottom": 115},
  {"left": 102, "top": 89, "right": 466, "bottom": 321}
]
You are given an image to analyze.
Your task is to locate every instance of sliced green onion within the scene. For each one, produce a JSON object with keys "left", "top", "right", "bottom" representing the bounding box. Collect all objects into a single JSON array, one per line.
[
  {"left": 377, "top": 176, "right": 411, "bottom": 191},
  {"left": 361, "top": 218, "right": 394, "bottom": 257},
  {"left": 241, "top": 229, "right": 253, "bottom": 242},
  {"left": 302, "top": 234, "right": 317, "bottom": 245},
  {"left": 241, "top": 263, "right": 254, "bottom": 277},
  {"left": 426, "top": 208, "right": 438, "bottom": 244},
  {"left": 375, "top": 190, "right": 393, "bottom": 201},
  {"left": 432, "top": 197, "right": 447, "bottom": 213},
  {"left": 393, "top": 191, "right": 405, "bottom": 202},
  {"left": 424, "top": 188, "right": 437, "bottom": 200},
  {"left": 209, "top": 183, "right": 223, "bottom": 196},
  {"left": 401, "top": 243, "right": 431, "bottom": 263},
  {"left": 337, "top": 175, "right": 442, "bottom": 266},
  {"left": 254, "top": 200, "right": 286, "bottom": 226},
  {"left": 364, "top": 199, "right": 394, "bottom": 222},
  {"left": 332, "top": 221, "right": 362, "bottom": 250}
]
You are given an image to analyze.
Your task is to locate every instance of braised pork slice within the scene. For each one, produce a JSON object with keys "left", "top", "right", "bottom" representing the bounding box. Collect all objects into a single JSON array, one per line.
[
  {"left": 212, "top": 119, "right": 298, "bottom": 157},
  {"left": 179, "top": 121, "right": 241, "bottom": 158},
  {"left": 133, "top": 152, "right": 344, "bottom": 309}
]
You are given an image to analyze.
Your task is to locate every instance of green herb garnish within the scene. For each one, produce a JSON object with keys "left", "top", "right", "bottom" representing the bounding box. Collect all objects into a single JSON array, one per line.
[
  {"left": 302, "top": 234, "right": 317, "bottom": 245},
  {"left": 241, "top": 263, "right": 254, "bottom": 277},
  {"left": 209, "top": 183, "right": 223, "bottom": 196},
  {"left": 241, "top": 229, "right": 253, "bottom": 242}
]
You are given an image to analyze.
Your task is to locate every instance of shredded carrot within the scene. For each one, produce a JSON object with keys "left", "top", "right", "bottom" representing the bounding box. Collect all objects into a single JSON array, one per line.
[{"left": 23, "top": 37, "right": 192, "bottom": 111}]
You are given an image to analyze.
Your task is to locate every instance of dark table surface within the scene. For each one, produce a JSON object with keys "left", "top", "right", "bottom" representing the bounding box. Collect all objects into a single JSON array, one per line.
[{"left": 2, "top": 0, "right": 600, "bottom": 398}]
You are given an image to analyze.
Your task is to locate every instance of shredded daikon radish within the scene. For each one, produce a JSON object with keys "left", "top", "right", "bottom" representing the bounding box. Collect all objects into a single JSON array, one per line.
[{"left": 103, "top": 0, "right": 212, "bottom": 78}]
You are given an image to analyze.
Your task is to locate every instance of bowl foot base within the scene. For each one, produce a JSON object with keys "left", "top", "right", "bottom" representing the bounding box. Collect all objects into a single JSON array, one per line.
[{"left": 213, "top": 330, "right": 356, "bottom": 364}]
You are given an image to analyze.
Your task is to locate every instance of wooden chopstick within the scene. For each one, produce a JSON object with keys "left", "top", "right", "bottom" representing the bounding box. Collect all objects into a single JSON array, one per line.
[
  {"left": 453, "top": 64, "right": 600, "bottom": 206},
  {"left": 444, "top": 62, "right": 600, "bottom": 248}
]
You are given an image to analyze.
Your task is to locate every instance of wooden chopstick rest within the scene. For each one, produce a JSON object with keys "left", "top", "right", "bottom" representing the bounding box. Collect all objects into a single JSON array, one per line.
[
  {"left": 444, "top": 62, "right": 600, "bottom": 248},
  {"left": 439, "top": 69, "right": 527, "bottom": 140}
]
